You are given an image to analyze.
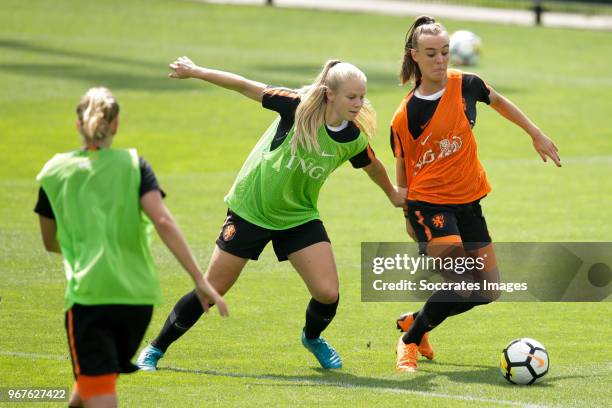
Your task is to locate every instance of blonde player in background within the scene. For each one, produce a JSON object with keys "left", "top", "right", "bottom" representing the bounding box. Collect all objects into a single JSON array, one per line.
[{"left": 35, "top": 87, "right": 227, "bottom": 407}]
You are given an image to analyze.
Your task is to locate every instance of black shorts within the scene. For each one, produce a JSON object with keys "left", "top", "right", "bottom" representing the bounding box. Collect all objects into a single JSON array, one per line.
[
  {"left": 215, "top": 210, "right": 330, "bottom": 261},
  {"left": 65, "top": 304, "right": 153, "bottom": 377},
  {"left": 405, "top": 199, "right": 491, "bottom": 251}
]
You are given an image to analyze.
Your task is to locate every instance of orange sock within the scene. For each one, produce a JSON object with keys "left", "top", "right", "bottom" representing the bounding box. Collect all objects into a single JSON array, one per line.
[{"left": 76, "top": 373, "right": 118, "bottom": 400}]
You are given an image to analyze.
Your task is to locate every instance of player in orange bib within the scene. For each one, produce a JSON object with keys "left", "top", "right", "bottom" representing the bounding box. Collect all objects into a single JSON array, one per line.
[{"left": 390, "top": 16, "right": 561, "bottom": 372}]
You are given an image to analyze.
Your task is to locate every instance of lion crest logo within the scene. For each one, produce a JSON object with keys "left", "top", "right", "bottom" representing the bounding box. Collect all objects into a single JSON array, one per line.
[
  {"left": 431, "top": 214, "right": 446, "bottom": 229},
  {"left": 222, "top": 223, "right": 237, "bottom": 241}
]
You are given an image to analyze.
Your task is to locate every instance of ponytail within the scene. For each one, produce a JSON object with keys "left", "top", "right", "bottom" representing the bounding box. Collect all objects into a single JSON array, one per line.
[
  {"left": 293, "top": 60, "right": 341, "bottom": 154},
  {"left": 76, "top": 87, "right": 119, "bottom": 143}
]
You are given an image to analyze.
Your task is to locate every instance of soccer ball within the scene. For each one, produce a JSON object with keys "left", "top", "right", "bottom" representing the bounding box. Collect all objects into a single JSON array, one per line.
[
  {"left": 500, "top": 338, "right": 549, "bottom": 385},
  {"left": 449, "top": 30, "right": 481, "bottom": 66}
]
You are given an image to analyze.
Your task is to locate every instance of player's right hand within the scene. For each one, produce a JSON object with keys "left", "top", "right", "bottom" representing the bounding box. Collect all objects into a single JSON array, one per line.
[
  {"left": 195, "top": 279, "right": 229, "bottom": 317},
  {"left": 168, "top": 56, "right": 198, "bottom": 79}
]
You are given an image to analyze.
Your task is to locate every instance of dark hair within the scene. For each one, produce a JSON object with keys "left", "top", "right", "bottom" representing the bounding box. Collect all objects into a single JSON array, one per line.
[{"left": 399, "top": 15, "right": 447, "bottom": 86}]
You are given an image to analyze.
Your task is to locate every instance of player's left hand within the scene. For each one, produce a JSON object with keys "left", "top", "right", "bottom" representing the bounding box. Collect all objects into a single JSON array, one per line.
[
  {"left": 532, "top": 132, "right": 561, "bottom": 167},
  {"left": 390, "top": 185, "right": 407, "bottom": 207}
]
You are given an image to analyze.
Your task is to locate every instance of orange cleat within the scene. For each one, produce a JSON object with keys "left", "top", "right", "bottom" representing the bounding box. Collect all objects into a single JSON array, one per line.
[
  {"left": 395, "top": 312, "right": 415, "bottom": 332},
  {"left": 396, "top": 336, "right": 418, "bottom": 372},
  {"left": 396, "top": 312, "right": 435, "bottom": 360},
  {"left": 418, "top": 332, "right": 435, "bottom": 360}
]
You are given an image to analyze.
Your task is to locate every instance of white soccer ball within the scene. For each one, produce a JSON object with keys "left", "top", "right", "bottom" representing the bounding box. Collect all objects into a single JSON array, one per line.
[
  {"left": 500, "top": 338, "right": 549, "bottom": 385},
  {"left": 449, "top": 30, "right": 481, "bottom": 66}
]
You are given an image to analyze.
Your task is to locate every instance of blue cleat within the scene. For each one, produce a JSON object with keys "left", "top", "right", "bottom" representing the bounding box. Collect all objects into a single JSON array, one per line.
[
  {"left": 301, "top": 330, "right": 342, "bottom": 369},
  {"left": 136, "top": 344, "right": 164, "bottom": 371}
]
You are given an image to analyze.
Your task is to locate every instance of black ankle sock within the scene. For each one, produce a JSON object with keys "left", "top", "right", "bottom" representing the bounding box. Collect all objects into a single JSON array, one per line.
[
  {"left": 402, "top": 290, "right": 464, "bottom": 344},
  {"left": 401, "top": 312, "right": 430, "bottom": 345},
  {"left": 151, "top": 290, "right": 206, "bottom": 353},
  {"left": 304, "top": 295, "right": 339, "bottom": 339}
]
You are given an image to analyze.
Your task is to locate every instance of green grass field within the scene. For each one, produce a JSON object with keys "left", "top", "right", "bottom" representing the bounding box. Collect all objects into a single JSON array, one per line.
[{"left": 1, "top": 1, "right": 611, "bottom": 407}]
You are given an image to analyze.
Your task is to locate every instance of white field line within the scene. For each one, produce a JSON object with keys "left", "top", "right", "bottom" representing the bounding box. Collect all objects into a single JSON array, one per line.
[
  {"left": 163, "top": 365, "right": 548, "bottom": 408},
  {"left": 0, "top": 350, "right": 69, "bottom": 361},
  {"left": 0, "top": 349, "right": 548, "bottom": 408}
]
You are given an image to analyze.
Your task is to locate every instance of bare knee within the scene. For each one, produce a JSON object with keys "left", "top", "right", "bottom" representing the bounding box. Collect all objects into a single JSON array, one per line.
[
  {"left": 313, "top": 288, "right": 339, "bottom": 304},
  {"left": 204, "top": 246, "right": 248, "bottom": 295},
  {"left": 69, "top": 389, "right": 82, "bottom": 407}
]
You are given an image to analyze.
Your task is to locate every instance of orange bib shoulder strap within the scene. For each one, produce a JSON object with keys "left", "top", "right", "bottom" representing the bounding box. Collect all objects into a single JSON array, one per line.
[{"left": 447, "top": 69, "right": 463, "bottom": 80}]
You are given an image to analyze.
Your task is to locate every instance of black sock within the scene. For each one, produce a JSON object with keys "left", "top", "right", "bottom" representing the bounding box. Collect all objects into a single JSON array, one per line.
[
  {"left": 303, "top": 295, "right": 339, "bottom": 339},
  {"left": 402, "top": 290, "right": 464, "bottom": 344},
  {"left": 448, "top": 292, "right": 493, "bottom": 317},
  {"left": 151, "top": 290, "right": 206, "bottom": 353}
]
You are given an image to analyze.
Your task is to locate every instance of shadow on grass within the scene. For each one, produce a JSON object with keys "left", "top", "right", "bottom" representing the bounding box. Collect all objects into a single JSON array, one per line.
[
  {"left": 161, "top": 364, "right": 440, "bottom": 393},
  {"left": 162, "top": 358, "right": 593, "bottom": 392},
  {"left": 158, "top": 364, "right": 571, "bottom": 406},
  {"left": 418, "top": 362, "right": 536, "bottom": 387},
  {"left": 0, "top": 39, "right": 527, "bottom": 94},
  {"left": 419, "top": 359, "right": 593, "bottom": 388},
  {"left": 0, "top": 63, "right": 201, "bottom": 92},
  {"left": 0, "top": 39, "right": 159, "bottom": 70},
  {"left": 160, "top": 362, "right": 561, "bottom": 393},
  {"left": 0, "top": 39, "right": 201, "bottom": 91}
]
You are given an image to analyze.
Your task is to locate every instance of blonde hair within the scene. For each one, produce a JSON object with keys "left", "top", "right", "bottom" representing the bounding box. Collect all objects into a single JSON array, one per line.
[
  {"left": 293, "top": 60, "right": 376, "bottom": 154},
  {"left": 76, "top": 87, "right": 119, "bottom": 142},
  {"left": 400, "top": 16, "right": 447, "bottom": 86}
]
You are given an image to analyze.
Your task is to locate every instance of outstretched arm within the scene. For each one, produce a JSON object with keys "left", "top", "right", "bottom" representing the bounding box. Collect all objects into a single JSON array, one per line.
[
  {"left": 141, "top": 190, "right": 229, "bottom": 316},
  {"left": 488, "top": 87, "right": 561, "bottom": 167},
  {"left": 169, "top": 56, "right": 266, "bottom": 102},
  {"left": 362, "top": 157, "right": 406, "bottom": 207}
]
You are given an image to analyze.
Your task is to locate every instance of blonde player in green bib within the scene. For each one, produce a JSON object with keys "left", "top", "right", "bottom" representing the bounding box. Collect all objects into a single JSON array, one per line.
[
  {"left": 35, "top": 87, "right": 228, "bottom": 408},
  {"left": 137, "top": 57, "right": 405, "bottom": 370}
]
